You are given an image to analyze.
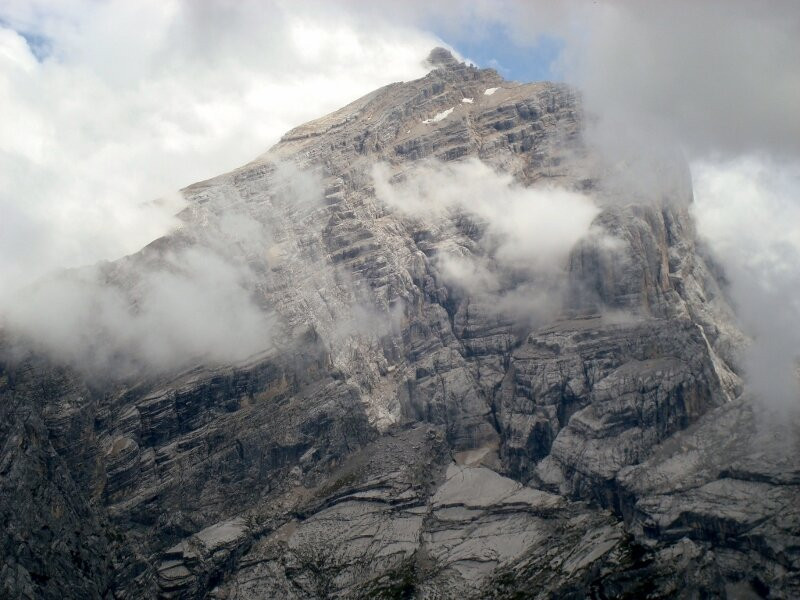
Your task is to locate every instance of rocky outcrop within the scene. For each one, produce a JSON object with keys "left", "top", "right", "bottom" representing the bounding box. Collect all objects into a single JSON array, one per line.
[
  {"left": 618, "top": 397, "right": 800, "bottom": 597},
  {"left": 499, "top": 316, "right": 729, "bottom": 495},
  {"left": 157, "top": 517, "right": 251, "bottom": 598},
  {"left": 1, "top": 48, "right": 796, "bottom": 599}
]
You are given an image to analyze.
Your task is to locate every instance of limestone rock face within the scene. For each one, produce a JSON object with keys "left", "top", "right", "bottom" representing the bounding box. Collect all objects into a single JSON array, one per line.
[{"left": 1, "top": 49, "right": 796, "bottom": 599}]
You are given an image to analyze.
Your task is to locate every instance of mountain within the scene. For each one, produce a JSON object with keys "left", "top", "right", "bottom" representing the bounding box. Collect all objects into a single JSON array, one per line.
[{"left": 1, "top": 48, "right": 798, "bottom": 599}]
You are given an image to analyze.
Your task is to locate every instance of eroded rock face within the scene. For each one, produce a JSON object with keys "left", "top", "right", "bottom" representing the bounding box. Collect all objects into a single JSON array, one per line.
[{"left": 1, "top": 48, "right": 797, "bottom": 599}]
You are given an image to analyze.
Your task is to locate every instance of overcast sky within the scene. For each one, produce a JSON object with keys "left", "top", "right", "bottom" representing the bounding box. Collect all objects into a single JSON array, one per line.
[{"left": 1, "top": 0, "right": 798, "bottom": 403}]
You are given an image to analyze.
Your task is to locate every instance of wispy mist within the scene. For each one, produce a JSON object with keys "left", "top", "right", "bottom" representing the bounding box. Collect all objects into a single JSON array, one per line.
[
  {"left": 374, "top": 158, "right": 600, "bottom": 323},
  {"left": 0, "top": 160, "right": 333, "bottom": 378},
  {"left": 0, "top": 244, "right": 275, "bottom": 379},
  {"left": 694, "top": 158, "right": 800, "bottom": 409}
]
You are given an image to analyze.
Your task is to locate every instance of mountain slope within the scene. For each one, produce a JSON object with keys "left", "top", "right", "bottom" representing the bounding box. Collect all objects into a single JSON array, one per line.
[{"left": 1, "top": 49, "right": 797, "bottom": 599}]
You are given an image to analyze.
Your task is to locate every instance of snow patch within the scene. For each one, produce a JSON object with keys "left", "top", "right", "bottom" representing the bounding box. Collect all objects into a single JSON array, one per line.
[
  {"left": 422, "top": 107, "right": 454, "bottom": 124},
  {"left": 484, "top": 87, "right": 499, "bottom": 96},
  {"left": 462, "top": 97, "right": 474, "bottom": 104}
]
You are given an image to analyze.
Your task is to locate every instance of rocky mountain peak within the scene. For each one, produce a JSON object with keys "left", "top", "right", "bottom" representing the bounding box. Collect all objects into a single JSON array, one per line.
[
  {"left": 1, "top": 47, "right": 797, "bottom": 600},
  {"left": 426, "top": 46, "right": 461, "bottom": 68}
]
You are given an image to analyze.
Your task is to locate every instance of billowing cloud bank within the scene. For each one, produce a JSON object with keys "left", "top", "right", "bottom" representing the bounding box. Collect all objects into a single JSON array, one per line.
[{"left": 0, "top": 0, "right": 439, "bottom": 295}]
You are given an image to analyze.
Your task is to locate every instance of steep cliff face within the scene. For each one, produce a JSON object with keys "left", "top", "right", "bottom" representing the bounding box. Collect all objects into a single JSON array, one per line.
[{"left": 1, "top": 49, "right": 797, "bottom": 599}]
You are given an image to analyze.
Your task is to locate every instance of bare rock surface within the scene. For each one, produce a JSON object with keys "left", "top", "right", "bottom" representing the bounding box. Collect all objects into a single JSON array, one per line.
[{"left": 1, "top": 48, "right": 797, "bottom": 599}]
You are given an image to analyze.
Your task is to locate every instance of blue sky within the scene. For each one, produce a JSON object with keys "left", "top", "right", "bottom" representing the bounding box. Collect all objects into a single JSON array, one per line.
[
  {"left": 435, "top": 22, "right": 564, "bottom": 82},
  {"left": 16, "top": 29, "right": 50, "bottom": 60},
  {"left": 0, "top": 16, "right": 50, "bottom": 60}
]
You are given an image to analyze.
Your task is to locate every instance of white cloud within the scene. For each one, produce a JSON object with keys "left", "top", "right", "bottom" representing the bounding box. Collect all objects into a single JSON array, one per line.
[
  {"left": 693, "top": 157, "right": 800, "bottom": 409},
  {"left": 0, "top": 246, "right": 275, "bottom": 378},
  {"left": 566, "top": 2, "right": 800, "bottom": 160},
  {"left": 374, "top": 158, "right": 599, "bottom": 322},
  {"left": 0, "top": 0, "right": 439, "bottom": 298},
  {"left": 374, "top": 158, "right": 599, "bottom": 274}
]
